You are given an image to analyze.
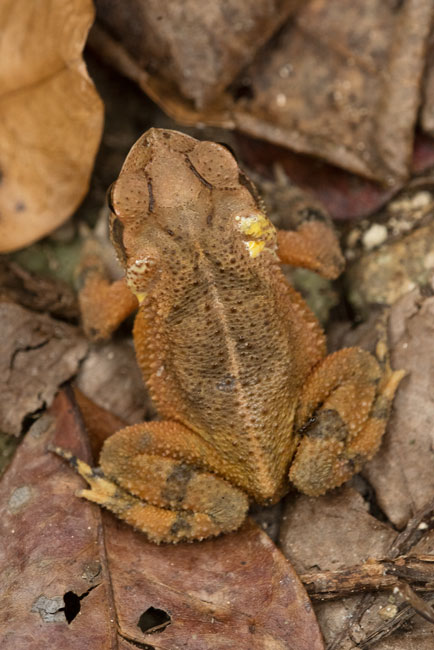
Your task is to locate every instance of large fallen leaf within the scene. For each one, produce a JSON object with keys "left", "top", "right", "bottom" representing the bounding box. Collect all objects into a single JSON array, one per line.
[
  {"left": 93, "top": 0, "right": 433, "bottom": 185},
  {"left": 95, "top": 0, "right": 302, "bottom": 110},
  {"left": 0, "top": 0, "right": 104, "bottom": 252},
  {"left": 234, "top": 0, "right": 434, "bottom": 185},
  {"left": 0, "top": 389, "right": 324, "bottom": 649},
  {"left": 0, "top": 303, "right": 88, "bottom": 435}
]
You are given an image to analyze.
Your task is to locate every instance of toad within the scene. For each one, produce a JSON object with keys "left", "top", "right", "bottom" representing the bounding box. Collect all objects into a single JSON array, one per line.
[{"left": 62, "top": 129, "right": 403, "bottom": 543}]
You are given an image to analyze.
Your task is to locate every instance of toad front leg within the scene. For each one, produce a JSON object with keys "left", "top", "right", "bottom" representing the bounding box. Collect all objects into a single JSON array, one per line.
[
  {"left": 290, "top": 347, "right": 404, "bottom": 496},
  {"left": 57, "top": 421, "right": 248, "bottom": 543}
]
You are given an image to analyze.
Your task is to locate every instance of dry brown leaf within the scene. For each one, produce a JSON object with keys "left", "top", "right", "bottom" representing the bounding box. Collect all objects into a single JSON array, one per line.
[
  {"left": 362, "top": 281, "right": 434, "bottom": 528},
  {"left": 75, "top": 338, "right": 152, "bottom": 425},
  {"left": 95, "top": 0, "right": 302, "bottom": 110},
  {"left": 0, "top": 0, "right": 104, "bottom": 252},
  {"left": 0, "top": 389, "right": 325, "bottom": 650},
  {"left": 234, "top": 0, "right": 433, "bottom": 185},
  {"left": 0, "top": 260, "right": 78, "bottom": 320},
  {"left": 279, "top": 487, "right": 434, "bottom": 649},
  {"left": 420, "top": 34, "right": 434, "bottom": 136},
  {"left": 235, "top": 135, "right": 397, "bottom": 222},
  {"left": 93, "top": 0, "right": 433, "bottom": 185},
  {"left": 0, "top": 302, "right": 88, "bottom": 435},
  {"left": 279, "top": 487, "right": 396, "bottom": 574}
]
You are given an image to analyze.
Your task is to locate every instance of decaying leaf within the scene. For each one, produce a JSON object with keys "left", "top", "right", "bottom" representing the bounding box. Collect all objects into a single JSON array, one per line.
[
  {"left": 0, "top": 0, "right": 104, "bottom": 252},
  {"left": 235, "top": 135, "right": 397, "bottom": 222},
  {"left": 95, "top": 0, "right": 302, "bottom": 110},
  {"left": 420, "top": 35, "right": 434, "bottom": 136},
  {"left": 75, "top": 338, "right": 152, "bottom": 425},
  {"left": 0, "top": 260, "right": 78, "bottom": 320},
  {"left": 0, "top": 397, "right": 116, "bottom": 650},
  {"left": 0, "top": 303, "right": 88, "bottom": 435},
  {"left": 279, "top": 487, "right": 434, "bottom": 648},
  {"left": 362, "top": 280, "right": 434, "bottom": 528},
  {"left": 234, "top": 0, "right": 434, "bottom": 185},
  {"left": 92, "top": 0, "right": 434, "bottom": 185},
  {"left": 0, "top": 390, "right": 325, "bottom": 649},
  {"left": 279, "top": 487, "right": 396, "bottom": 574}
]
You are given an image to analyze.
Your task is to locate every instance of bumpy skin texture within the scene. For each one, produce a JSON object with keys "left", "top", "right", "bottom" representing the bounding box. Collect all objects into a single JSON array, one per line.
[{"left": 76, "top": 129, "right": 403, "bottom": 543}]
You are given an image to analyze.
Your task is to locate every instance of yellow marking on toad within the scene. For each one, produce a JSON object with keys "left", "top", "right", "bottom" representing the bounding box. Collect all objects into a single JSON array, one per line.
[
  {"left": 125, "top": 277, "right": 147, "bottom": 303},
  {"left": 236, "top": 212, "right": 276, "bottom": 258},
  {"left": 50, "top": 445, "right": 118, "bottom": 502},
  {"left": 133, "top": 291, "right": 147, "bottom": 304},
  {"left": 245, "top": 240, "right": 266, "bottom": 257}
]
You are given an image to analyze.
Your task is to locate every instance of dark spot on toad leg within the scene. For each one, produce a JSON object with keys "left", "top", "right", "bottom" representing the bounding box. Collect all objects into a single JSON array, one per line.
[
  {"left": 169, "top": 513, "right": 192, "bottom": 536},
  {"left": 371, "top": 396, "right": 390, "bottom": 421},
  {"left": 161, "top": 463, "right": 193, "bottom": 504},
  {"left": 302, "top": 409, "right": 349, "bottom": 442},
  {"left": 15, "top": 201, "right": 26, "bottom": 212}
]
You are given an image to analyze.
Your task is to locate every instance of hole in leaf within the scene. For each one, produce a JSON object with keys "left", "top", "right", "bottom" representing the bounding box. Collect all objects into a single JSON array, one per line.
[
  {"left": 61, "top": 586, "right": 97, "bottom": 624},
  {"left": 137, "top": 607, "right": 171, "bottom": 634},
  {"left": 63, "top": 591, "right": 81, "bottom": 623}
]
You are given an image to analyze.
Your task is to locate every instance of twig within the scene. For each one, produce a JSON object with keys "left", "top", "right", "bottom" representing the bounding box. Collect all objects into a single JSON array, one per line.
[
  {"left": 301, "top": 554, "right": 434, "bottom": 601},
  {"left": 323, "top": 498, "right": 434, "bottom": 649},
  {"left": 358, "top": 593, "right": 434, "bottom": 649}
]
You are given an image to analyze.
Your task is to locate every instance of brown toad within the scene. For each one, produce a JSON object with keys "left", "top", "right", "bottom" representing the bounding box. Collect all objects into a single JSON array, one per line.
[{"left": 70, "top": 129, "right": 403, "bottom": 543}]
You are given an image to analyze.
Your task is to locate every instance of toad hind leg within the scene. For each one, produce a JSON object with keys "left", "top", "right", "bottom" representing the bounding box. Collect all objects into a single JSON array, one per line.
[
  {"left": 290, "top": 347, "right": 404, "bottom": 496},
  {"left": 53, "top": 421, "right": 248, "bottom": 543}
]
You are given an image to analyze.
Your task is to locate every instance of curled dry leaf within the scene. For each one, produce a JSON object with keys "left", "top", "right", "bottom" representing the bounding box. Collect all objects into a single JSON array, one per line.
[
  {"left": 0, "top": 303, "right": 88, "bottom": 435},
  {"left": 0, "top": 0, "right": 103, "bottom": 252},
  {"left": 0, "top": 389, "right": 325, "bottom": 650},
  {"left": 93, "top": 0, "right": 433, "bottom": 184}
]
